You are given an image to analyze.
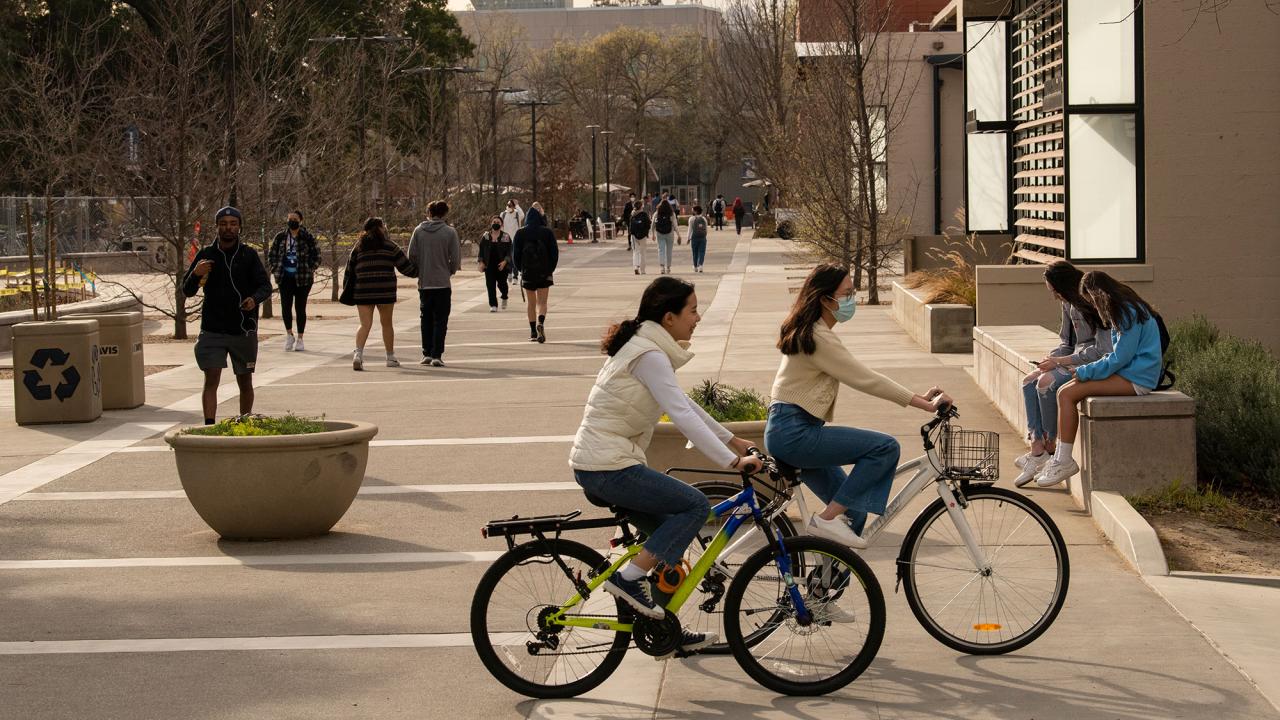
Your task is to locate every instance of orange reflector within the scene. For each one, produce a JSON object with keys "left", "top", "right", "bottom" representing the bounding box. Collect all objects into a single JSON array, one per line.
[{"left": 973, "top": 623, "right": 1002, "bottom": 632}]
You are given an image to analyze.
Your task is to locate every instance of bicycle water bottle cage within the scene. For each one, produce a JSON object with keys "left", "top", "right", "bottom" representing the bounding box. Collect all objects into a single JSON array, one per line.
[{"left": 654, "top": 559, "right": 691, "bottom": 594}]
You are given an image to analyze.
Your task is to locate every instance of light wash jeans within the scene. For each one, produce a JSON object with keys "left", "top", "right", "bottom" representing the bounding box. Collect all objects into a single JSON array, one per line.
[
  {"left": 764, "top": 402, "right": 900, "bottom": 534},
  {"left": 631, "top": 237, "right": 648, "bottom": 272},
  {"left": 574, "top": 464, "right": 710, "bottom": 565},
  {"left": 1022, "top": 366, "right": 1072, "bottom": 440},
  {"left": 655, "top": 232, "right": 675, "bottom": 269}
]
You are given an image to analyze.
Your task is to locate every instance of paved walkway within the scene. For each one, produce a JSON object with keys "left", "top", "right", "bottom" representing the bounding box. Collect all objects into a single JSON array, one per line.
[{"left": 0, "top": 230, "right": 1275, "bottom": 719}]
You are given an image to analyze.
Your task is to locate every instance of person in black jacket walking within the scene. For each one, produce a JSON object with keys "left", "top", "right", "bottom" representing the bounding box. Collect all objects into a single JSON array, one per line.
[
  {"left": 182, "top": 206, "right": 273, "bottom": 425},
  {"left": 478, "top": 214, "right": 512, "bottom": 312},
  {"left": 513, "top": 205, "right": 558, "bottom": 343},
  {"left": 267, "top": 209, "right": 320, "bottom": 352}
]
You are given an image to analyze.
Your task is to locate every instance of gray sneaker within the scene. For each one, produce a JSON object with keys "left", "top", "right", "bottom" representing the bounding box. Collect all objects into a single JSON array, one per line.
[{"left": 431, "top": 358, "right": 445, "bottom": 367}]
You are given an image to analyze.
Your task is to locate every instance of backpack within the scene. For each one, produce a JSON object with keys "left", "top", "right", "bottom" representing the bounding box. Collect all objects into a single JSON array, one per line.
[
  {"left": 689, "top": 216, "right": 708, "bottom": 240},
  {"left": 655, "top": 213, "right": 673, "bottom": 234},
  {"left": 630, "top": 212, "right": 651, "bottom": 239},
  {"left": 520, "top": 232, "right": 550, "bottom": 278},
  {"left": 713, "top": 198, "right": 724, "bottom": 213},
  {"left": 1153, "top": 311, "right": 1176, "bottom": 391}
]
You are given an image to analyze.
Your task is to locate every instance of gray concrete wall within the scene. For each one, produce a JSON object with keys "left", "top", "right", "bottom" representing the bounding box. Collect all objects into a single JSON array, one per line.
[
  {"left": 1, "top": 252, "right": 155, "bottom": 276},
  {"left": 891, "top": 281, "right": 973, "bottom": 353}
]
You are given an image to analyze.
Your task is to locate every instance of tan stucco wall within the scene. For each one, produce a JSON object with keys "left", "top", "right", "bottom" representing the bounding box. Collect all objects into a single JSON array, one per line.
[{"left": 975, "top": 263, "right": 1154, "bottom": 331}]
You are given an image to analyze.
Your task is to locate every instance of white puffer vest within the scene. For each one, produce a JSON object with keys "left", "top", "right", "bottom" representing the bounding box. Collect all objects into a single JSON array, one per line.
[{"left": 569, "top": 321, "right": 693, "bottom": 471}]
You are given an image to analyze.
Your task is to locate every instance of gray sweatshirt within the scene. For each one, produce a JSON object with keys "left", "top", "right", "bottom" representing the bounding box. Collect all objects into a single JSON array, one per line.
[
  {"left": 406, "top": 219, "right": 461, "bottom": 290},
  {"left": 1049, "top": 303, "right": 1113, "bottom": 365}
]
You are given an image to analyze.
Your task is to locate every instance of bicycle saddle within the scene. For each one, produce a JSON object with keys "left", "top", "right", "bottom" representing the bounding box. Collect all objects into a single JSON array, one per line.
[
  {"left": 772, "top": 458, "right": 802, "bottom": 484},
  {"left": 583, "top": 491, "right": 662, "bottom": 535}
]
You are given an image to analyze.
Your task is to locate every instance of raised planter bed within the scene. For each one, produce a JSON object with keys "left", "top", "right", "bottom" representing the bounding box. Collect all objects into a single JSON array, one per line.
[
  {"left": 891, "top": 281, "right": 974, "bottom": 354},
  {"left": 645, "top": 420, "right": 766, "bottom": 477}
]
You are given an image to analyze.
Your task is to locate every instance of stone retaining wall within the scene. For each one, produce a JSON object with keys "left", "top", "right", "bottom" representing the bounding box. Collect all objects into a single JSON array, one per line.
[
  {"left": 891, "top": 281, "right": 974, "bottom": 353},
  {"left": 0, "top": 292, "right": 141, "bottom": 353}
]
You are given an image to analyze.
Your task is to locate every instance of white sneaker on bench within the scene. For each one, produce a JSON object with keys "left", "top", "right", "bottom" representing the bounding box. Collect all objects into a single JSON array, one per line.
[
  {"left": 1036, "top": 457, "right": 1080, "bottom": 487},
  {"left": 1014, "top": 453, "right": 1050, "bottom": 487}
]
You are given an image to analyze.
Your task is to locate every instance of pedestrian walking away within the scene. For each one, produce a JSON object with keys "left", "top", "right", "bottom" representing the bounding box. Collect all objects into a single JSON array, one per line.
[
  {"left": 628, "top": 200, "right": 651, "bottom": 275},
  {"left": 732, "top": 197, "right": 745, "bottom": 235},
  {"left": 764, "top": 264, "right": 952, "bottom": 548},
  {"left": 181, "top": 206, "right": 273, "bottom": 425},
  {"left": 620, "top": 193, "right": 635, "bottom": 251},
  {"left": 479, "top": 214, "right": 512, "bottom": 312},
  {"left": 267, "top": 209, "right": 320, "bottom": 352},
  {"left": 408, "top": 200, "right": 462, "bottom": 366},
  {"left": 514, "top": 205, "right": 559, "bottom": 344},
  {"left": 712, "top": 194, "right": 726, "bottom": 231},
  {"left": 346, "top": 217, "right": 418, "bottom": 371},
  {"left": 653, "top": 200, "right": 679, "bottom": 274},
  {"left": 687, "top": 205, "right": 709, "bottom": 273}
]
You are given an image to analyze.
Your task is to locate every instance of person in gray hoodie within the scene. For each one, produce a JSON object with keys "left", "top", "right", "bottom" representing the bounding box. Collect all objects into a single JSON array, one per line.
[{"left": 407, "top": 200, "right": 462, "bottom": 366}]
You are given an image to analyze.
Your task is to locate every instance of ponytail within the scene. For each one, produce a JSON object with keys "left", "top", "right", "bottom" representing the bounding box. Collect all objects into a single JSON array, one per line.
[{"left": 601, "top": 319, "right": 643, "bottom": 356}]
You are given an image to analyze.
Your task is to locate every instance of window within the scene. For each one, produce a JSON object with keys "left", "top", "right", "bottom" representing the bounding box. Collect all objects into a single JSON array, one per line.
[
  {"left": 1067, "top": 0, "right": 1136, "bottom": 105},
  {"left": 1068, "top": 114, "right": 1137, "bottom": 260},
  {"left": 965, "top": 21, "right": 1007, "bottom": 123},
  {"left": 967, "top": 133, "right": 1009, "bottom": 231}
]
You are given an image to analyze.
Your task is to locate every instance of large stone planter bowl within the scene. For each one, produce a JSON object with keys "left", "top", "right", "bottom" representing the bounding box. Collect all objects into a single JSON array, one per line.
[
  {"left": 164, "top": 421, "right": 379, "bottom": 540},
  {"left": 645, "top": 420, "right": 767, "bottom": 478}
]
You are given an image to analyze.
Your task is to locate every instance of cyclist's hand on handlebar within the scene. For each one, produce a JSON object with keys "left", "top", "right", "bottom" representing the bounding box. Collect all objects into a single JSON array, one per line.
[
  {"left": 727, "top": 436, "right": 756, "bottom": 456},
  {"left": 732, "top": 455, "right": 764, "bottom": 474},
  {"left": 925, "top": 386, "right": 944, "bottom": 401},
  {"left": 930, "top": 392, "right": 954, "bottom": 412}
]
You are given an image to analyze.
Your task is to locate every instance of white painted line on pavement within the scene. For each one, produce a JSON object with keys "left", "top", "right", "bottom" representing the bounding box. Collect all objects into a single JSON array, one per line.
[
  {"left": 0, "top": 632, "right": 526, "bottom": 656},
  {"left": 680, "top": 237, "right": 751, "bottom": 378},
  {"left": 269, "top": 372, "right": 596, "bottom": 388},
  {"left": 59, "top": 433, "right": 578, "bottom": 455},
  {"left": 19, "top": 481, "right": 582, "bottom": 501},
  {"left": 0, "top": 550, "right": 505, "bottom": 571}
]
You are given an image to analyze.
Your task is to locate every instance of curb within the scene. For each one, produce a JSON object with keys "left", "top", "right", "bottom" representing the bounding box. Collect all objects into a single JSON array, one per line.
[{"left": 1090, "top": 490, "right": 1169, "bottom": 576}]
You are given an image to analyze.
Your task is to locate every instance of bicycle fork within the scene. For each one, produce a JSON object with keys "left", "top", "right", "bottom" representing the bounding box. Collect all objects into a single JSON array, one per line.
[{"left": 934, "top": 481, "right": 992, "bottom": 573}]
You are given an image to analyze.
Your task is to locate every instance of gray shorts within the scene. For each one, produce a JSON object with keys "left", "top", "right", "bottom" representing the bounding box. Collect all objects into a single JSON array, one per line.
[{"left": 195, "top": 331, "right": 258, "bottom": 375}]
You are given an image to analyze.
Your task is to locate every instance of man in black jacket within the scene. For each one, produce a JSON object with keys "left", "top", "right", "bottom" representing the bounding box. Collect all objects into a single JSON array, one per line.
[{"left": 182, "top": 206, "right": 273, "bottom": 425}]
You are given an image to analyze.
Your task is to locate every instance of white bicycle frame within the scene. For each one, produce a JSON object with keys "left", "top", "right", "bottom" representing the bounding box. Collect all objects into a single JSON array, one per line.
[{"left": 722, "top": 445, "right": 993, "bottom": 573}]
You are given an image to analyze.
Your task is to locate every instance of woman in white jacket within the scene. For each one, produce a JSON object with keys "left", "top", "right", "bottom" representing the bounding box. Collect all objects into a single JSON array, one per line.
[{"left": 570, "top": 277, "right": 762, "bottom": 650}]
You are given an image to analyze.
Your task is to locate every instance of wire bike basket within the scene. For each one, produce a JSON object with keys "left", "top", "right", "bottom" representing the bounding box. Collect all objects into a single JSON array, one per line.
[{"left": 940, "top": 426, "right": 1000, "bottom": 481}]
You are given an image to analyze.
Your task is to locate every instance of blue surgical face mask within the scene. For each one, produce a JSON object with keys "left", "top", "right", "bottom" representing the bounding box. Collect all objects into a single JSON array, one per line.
[{"left": 833, "top": 296, "right": 857, "bottom": 323}]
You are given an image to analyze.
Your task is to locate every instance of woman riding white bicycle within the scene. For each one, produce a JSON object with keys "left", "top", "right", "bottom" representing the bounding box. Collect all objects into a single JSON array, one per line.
[
  {"left": 569, "top": 276, "right": 762, "bottom": 652},
  {"left": 765, "top": 264, "right": 951, "bottom": 548}
]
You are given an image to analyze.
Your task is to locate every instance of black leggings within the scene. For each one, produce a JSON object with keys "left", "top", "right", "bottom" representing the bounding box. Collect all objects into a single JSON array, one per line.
[{"left": 278, "top": 274, "right": 310, "bottom": 334}]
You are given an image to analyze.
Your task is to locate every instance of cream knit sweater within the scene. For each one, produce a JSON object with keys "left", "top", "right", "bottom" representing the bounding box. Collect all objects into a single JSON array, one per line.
[{"left": 770, "top": 322, "right": 915, "bottom": 420}]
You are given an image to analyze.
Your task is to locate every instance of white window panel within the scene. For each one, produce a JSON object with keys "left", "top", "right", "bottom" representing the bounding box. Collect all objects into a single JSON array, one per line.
[
  {"left": 1067, "top": 0, "right": 1136, "bottom": 105},
  {"left": 965, "top": 21, "right": 1007, "bottom": 122},
  {"left": 1068, "top": 114, "right": 1138, "bottom": 260},
  {"left": 967, "top": 133, "right": 1009, "bottom": 231}
]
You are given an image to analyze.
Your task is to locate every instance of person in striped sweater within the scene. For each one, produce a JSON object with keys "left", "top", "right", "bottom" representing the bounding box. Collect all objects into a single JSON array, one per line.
[{"left": 346, "top": 217, "right": 418, "bottom": 370}]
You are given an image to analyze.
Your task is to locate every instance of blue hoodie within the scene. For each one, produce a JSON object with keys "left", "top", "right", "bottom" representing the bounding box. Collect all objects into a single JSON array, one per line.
[{"left": 1074, "top": 307, "right": 1162, "bottom": 389}]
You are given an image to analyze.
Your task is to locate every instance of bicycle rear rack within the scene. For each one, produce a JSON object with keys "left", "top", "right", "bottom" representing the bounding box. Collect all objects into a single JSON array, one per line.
[{"left": 482, "top": 510, "right": 637, "bottom": 551}]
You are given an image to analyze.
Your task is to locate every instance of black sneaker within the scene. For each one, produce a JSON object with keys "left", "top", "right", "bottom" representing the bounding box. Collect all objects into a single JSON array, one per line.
[
  {"left": 536, "top": 323, "right": 546, "bottom": 344},
  {"left": 604, "top": 575, "right": 664, "bottom": 619},
  {"left": 658, "top": 629, "right": 718, "bottom": 660}
]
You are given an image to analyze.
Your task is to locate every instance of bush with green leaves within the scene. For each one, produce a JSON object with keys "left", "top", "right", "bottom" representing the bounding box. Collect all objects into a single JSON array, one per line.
[
  {"left": 1169, "top": 316, "right": 1280, "bottom": 496},
  {"left": 185, "top": 415, "right": 326, "bottom": 437},
  {"left": 687, "top": 380, "right": 769, "bottom": 423}
]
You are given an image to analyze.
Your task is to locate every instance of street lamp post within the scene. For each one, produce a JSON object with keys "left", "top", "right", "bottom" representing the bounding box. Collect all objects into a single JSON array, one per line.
[
  {"left": 635, "top": 143, "right": 648, "bottom": 198},
  {"left": 467, "top": 86, "right": 526, "bottom": 211},
  {"left": 514, "top": 99, "right": 556, "bottom": 199},
  {"left": 226, "top": 1, "right": 238, "bottom": 207},
  {"left": 600, "top": 130, "right": 614, "bottom": 223},
  {"left": 401, "top": 66, "right": 481, "bottom": 192},
  {"left": 585, "top": 124, "right": 600, "bottom": 235}
]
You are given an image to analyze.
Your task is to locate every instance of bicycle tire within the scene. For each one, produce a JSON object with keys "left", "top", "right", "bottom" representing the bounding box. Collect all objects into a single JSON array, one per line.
[
  {"left": 687, "top": 480, "right": 799, "bottom": 655},
  {"left": 470, "top": 538, "right": 631, "bottom": 698},
  {"left": 723, "top": 536, "right": 885, "bottom": 696},
  {"left": 899, "top": 485, "right": 1070, "bottom": 655}
]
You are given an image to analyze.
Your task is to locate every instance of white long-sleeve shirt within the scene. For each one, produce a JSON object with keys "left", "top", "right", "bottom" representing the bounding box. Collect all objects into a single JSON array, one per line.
[{"left": 632, "top": 350, "right": 737, "bottom": 468}]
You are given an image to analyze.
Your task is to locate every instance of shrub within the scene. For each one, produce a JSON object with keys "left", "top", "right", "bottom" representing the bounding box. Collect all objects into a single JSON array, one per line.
[
  {"left": 1168, "top": 317, "right": 1280, "bottom": 496},
  {"left": 687, "top": 380, "right": 769, "bottom": 423},
  {"left": 185, "top": 414, "right": 326, "bottom": 437},
  {"left": 902, "top": 232, "right": 983, "bottom": 307}
]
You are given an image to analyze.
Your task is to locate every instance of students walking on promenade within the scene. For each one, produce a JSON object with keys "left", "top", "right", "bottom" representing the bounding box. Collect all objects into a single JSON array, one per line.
[
  {"left": 653, "top": 200, "right": 680, "bottom": 274},
  {"left": 712, "top": 194, "right": 726, "bottom": 231},
  {"left": 346, "top": 217, "right": 418, "bottom": 371},
  {"left": 408, "top": 200, "right": 462, "bottom": 367},
  {"left": 620, "top": 193, "right": 635, "bottom": 251},
  {"left": 478, "top": 214, "right": 512, "bottom": 312},
  {"left": 267, "top": 209, "right": 320, "bottom": 352},
  {"left": 500, "top": 199, "right": 524, "bottom": 237},
  {"left": 687, "top": 205, "right": 709, "bottom": 273},
  {"left": 514, "top": 205, "right": 558, "bottom": 343},
  {"left": 732, "top": 197, "right": 745, "bottom": 235},
  {"left": 182, "top": 206, "right": 272, "bottom": 425},
  {"left": 628, "top": 200, "right": 651, "bottom": 275}
]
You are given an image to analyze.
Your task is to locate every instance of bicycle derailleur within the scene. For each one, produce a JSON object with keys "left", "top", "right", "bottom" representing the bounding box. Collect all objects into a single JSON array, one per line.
[{"left": 525, "top": 606, "right": 563, "bottom": 656}]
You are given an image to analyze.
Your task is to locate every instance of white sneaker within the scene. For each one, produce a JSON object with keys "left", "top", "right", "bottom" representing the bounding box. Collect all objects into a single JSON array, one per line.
[
  {"left": 1036, "top": 457, "right": 1080, "bottom": 487},
  {"left": 1014, "top": 453, "right": 1050, "bottom": 488},
  {"left": 489, "top": 306, "right": 498, "bottom": 313},
  {"left": 1014, "top": 450, "right": 1034, "bottom": 470},
  {"left": 431, "top": 358, "right": 445, "bottom": 367},
  {"left": 283, "top": 335, "right": 295, "bottom": 352},
  {"left": 813, "top": 600, "right": 859, "bottom": 624},
  {"left": 807, "top": 514, "right": 869, "bottom": 549},
  {"left": 501, "top": 297, "right": 508, "bottom": 309},
  {"left": 293, "top": 337, "right": 305, "bottom": 352},
  {"left": 419, "top": 356, "right": 432, "bottom": 365},
  {"left": 386, "top": 354, "right": 400, "bottom": 368},
  {"left": 352, "top": 350, "right": 363, "bottom": 371}
]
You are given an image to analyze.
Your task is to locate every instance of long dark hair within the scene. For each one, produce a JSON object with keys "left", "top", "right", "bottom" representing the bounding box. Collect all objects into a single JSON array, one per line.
[
  {"left": 778, "top": 264, "right": 847, "bottom": 355},
  {"left": 1081, "top": 271, "right": 1154, "bottom": 330},
  {"left": 655, "top": 201, "right": 673, "bottom": 220},
  {"left": 1044, "top": 261, "right": 1104, "bottom": 331},
  {"left": 601, "top": 277, "right": 695, "bottom": 356},
  {"left": 359, "top": 217, "right": 385, "bottom": 252}
]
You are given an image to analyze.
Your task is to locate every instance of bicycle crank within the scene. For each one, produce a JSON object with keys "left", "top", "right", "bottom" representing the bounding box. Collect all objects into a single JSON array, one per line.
[{"left": 632, "top": 613, "right": 683, "bottom": 657}]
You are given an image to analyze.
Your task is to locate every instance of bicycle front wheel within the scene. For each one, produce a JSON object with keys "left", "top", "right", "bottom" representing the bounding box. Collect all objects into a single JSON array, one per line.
[
  {"left": 900, "top": 485, "right": 1069, "bottom": 655},
  {"left": 470, "top": 538, "right": 631, "bottom": 698},
  {"left": 723, "top": 536, "right": 885, "bottom": 696}
]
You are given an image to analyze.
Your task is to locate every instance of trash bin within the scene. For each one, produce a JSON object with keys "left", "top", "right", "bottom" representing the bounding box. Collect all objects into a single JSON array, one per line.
[
  {"left": 77, "top": 312, "right": 145, "bottom": 409},
  {"left": 11, "top": 319, "right": 102, "bottom": 425}
]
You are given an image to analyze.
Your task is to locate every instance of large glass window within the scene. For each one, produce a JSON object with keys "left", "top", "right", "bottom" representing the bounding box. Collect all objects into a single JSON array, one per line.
[
  {"left": 1067, "top": 0, "right": 1136, "bottom": 105},
  {"left": 965, "top": 21, "right": 1007, "bottom": 123},
  {"left": 1068, "top": 114, "right": 1137, "bottom": 260},
  {"left": 967, "top": 133, "right": 1009, "bottom": 231}
]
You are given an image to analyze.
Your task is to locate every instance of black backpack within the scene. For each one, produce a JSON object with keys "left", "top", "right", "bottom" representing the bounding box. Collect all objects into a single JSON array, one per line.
[
  {"left": 630, "top": 212, "right": 651, "bottom": 239},
  {"left": 1153, "top": 311, "right": 1175, "bottom": 391},
  {"left": 713, "top": 198, "right": 724, "bottom": 213},
  {"left": 689, "top": 216, "right": 708, "bottom": 240},
  {"left": 520, "top": 232, "right": 550, "bottom": 278},
  {"left": 655, "top": 213, "right": 673, "bottom": 234}
]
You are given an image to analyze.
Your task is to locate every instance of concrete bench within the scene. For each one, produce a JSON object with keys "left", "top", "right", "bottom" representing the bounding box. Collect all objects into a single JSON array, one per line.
[
  {"left": 891, "top": 281, "right": 974, "bottom": 353},
  {"left": 973, "top": 325, "right": 1196, "bottom": 513}
]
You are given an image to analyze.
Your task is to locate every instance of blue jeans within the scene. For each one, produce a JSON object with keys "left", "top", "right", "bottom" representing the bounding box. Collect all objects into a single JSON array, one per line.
[
  {"left": 655, "top": 232, "right": 675, "bottom": 268},
  {"left": 690, "top": 237, "right": 707, "bottom": 268},
  {"left": 764, "top": 402, "right": 900, "bottom": 534},
  {"left": 574, "top": 464, "right": 710, "bottom": 565},
  {"left": 1022, "top": 367, "right": 1072, "bottom": 440}
]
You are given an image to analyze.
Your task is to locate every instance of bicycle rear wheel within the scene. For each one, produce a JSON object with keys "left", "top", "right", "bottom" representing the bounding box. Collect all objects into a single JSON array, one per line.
[
  {"left": 470, "top": 538, "right": 630, "bottom": 698},
  {"left": 723, "top": 536, "right": 885, "bottom": 696},
  {"left": 900, "top": 485, "right": 1069, "bottom": 655}
]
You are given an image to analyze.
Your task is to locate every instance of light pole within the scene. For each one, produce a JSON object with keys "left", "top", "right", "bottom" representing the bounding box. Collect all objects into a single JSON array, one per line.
[
  {"left": 635, "top": 143, "right": 648, "bottom": 199},
  {"left": 515, "top": 99, "right": 556, "bottom": 199},
  {"left": 226, "top": 1, "right": 238, "bottom": 207},
  {"left": 401, "top": 66, "right": 481, "bottom": 192},
  {"left": 466, "top": 86, "right": 525, "bottom": 211},
  {"left": 600, "top": 130, "right": 614, "bottom": 222},
  {"left": 585, "top": 124, "right": 600, "bottom": 230}
]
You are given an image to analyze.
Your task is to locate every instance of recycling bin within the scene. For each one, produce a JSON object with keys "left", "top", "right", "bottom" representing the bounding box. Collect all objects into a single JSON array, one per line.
[
  {"left": 11, "top": 319, "right": 102, "bottom": 425},
  {"left": 77, "top": 312, "right": 145, "bottom": 409}
]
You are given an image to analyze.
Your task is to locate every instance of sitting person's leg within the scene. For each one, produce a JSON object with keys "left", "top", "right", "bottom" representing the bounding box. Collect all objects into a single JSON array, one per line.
[{"left": 1038, "top": 374, "right": 1137, "bottom": 486}]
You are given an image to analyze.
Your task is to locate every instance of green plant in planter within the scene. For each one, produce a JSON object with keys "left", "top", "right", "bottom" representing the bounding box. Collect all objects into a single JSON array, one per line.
[
  {"left": 687, "top": 380, "right": 769, "bottom": 422},
  {"left": 185, "top": 414, "right": 326, "bottom": 437}
]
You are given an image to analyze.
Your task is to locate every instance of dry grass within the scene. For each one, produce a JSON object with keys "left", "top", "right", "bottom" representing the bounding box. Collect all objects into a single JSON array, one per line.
[{"left": 903, "top": 234, "right": 980, "bottom": 306}]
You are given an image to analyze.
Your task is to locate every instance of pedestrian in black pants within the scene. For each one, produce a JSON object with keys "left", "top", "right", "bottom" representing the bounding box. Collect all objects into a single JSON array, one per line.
[
  {"left": 267, "top": 209, "right": 320, "bottom": 352},
  {"left": 407, "top": 200, "right": 461, "bottom": 366},
  {"left": 712, "top": 194, "right": 726, "bottom": 231},
  {"left": 479, "top": 215, "right": 512, "bottom": 312}
]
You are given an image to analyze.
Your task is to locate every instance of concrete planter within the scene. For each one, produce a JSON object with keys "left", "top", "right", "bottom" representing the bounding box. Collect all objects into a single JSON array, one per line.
[
  {"left": 645, "top": 420, "right": 766, "bottom": 476},
  {"left": 891, "top": 281, "right": 974, "bottom": 353},
  {"left": 164, "top": 420, "right": 378, "bottom": 540}
]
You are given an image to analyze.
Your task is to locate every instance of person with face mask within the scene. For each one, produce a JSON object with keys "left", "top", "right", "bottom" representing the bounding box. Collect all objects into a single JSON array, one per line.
[
  {"left": 763, "top": 264, "right": 951, "bottom": 549},
  {"left": 182, "top": 206, "right": 273, "bottom": 425},
  {"left": 478, "top": 214, "right": 512, "bottom": 312},
  {"left": 267, "top": 209, "right": 320, "bottom": 351}
]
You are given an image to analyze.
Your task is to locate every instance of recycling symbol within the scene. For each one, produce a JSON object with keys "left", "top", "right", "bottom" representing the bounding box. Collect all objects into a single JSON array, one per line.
[{"left": 22, "top": 348, "right": 80, "bottom": 402}]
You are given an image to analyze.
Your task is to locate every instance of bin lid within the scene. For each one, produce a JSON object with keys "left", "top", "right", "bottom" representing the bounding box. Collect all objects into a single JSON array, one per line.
[
  {"left": 11, "top": 319, "right": 100, "bottom": 337},
  {"left": 72, "top": 312, "right": 143, "bottom": 327}
]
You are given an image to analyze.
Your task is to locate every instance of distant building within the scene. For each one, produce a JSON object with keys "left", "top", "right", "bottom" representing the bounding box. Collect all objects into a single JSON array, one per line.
[
  {"left": 470, "top": 0, "right": 571, "bottom": 10},
  {"left": 453, "top": 3, "right": 722, "bottom": 51}
]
